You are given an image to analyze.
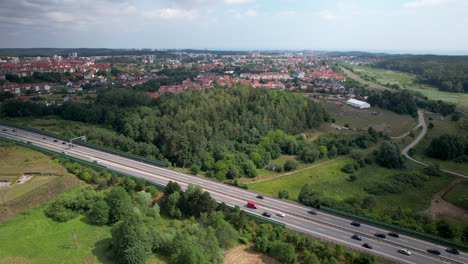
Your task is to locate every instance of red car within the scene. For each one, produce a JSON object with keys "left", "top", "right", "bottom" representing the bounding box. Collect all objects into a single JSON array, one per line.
[{"left": 247, "top": 201, "right": 257, "bottom": 209}]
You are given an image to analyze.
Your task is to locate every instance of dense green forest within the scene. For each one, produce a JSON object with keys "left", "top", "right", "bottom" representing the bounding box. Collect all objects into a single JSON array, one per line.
[
  {"left": 1, "top": 85, "right": 333, "bottom": 180},
  {"left": 374, "top": 55, "right": 468, "bottom": 93}
]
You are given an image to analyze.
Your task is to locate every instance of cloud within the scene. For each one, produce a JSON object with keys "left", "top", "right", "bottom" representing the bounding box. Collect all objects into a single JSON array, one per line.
[
  {"left": 143, "top": 8, "right": 200, "bottom": 20},
  {"left": 224, "top": 0, "right": 254, "bottom": 4},
  {"left": 228, "top": 8, "right": 259, "bottom": 18},
  {"left": 404, "top": 0, "right": 467, "bottom": 7},
  {"left": 316, "top": 10, "right": 344, "bottom": 20},
  {"left": 276, "top": 10, "right": 296, "bottom": 16}
]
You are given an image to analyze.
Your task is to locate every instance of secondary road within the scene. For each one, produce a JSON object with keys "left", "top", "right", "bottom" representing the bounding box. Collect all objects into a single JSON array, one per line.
[
  {"left": 401, "top": 110, "right": 467, "bottom": 178},
  {"left": 340, "top": 67, "right": 391, "bottom": 91},
  {"left": 1, "top": 125, "right": 467, "bottom": 264}
]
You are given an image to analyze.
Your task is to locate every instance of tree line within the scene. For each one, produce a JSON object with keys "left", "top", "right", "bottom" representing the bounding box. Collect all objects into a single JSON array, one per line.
[{"left": 374, "top": 55, "right": 468, "bottom": 93}]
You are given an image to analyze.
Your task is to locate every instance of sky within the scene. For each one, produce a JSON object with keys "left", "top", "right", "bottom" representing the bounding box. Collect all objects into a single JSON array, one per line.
[{"left": 1, "top": 0, "right": 468, "bottom": 54}]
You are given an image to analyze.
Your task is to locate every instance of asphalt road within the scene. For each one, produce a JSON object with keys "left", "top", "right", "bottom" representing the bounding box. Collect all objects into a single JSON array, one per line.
[{"left": 1, "top": 125, "right": 467, "bottom": 264}]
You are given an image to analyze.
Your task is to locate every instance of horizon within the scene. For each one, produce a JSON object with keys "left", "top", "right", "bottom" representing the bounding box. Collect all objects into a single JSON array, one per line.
[{"left": 2, "top": 0, "right": 468, "bottom": 54}]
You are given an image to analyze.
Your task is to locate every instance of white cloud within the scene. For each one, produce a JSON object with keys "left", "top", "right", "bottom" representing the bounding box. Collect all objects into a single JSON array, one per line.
[
  {"left": 224, "top": 0, "right": 254, "bottom": 4},
  {"left": 316, "top": 10, "right": 344, "bottom": 20},
  {"left": 229, "top": 8, "right": 259, "bottom": 18},
  {"left": 276, "top": 10, "right": 296, "bottom": 16},
  {"left": 404, "top": 0, "right": 467, "bottom": 7},
  {"left": 143, "top": 8, "right": 200, "bottom": 20}
]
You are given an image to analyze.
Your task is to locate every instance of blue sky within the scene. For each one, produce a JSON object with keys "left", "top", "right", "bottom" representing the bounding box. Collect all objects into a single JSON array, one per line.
[{"left": 1, "top": 0, "right": 468, "bottom": 54}]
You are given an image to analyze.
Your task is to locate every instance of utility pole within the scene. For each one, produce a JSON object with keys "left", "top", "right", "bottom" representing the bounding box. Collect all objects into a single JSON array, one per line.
[{"left": 72, "top": 231, "right": 78, "bottom": 248}]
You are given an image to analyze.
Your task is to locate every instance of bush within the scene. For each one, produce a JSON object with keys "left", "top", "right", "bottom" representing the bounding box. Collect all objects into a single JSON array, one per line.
[
  {"left": 341, "top": 163, "right": 358, "bottom": 174},
  {"left": 348, "top": 175, "right": 357, "bottom": 182},
  {"left": 278, "top": 190, "right": 289, "bottom": 199},
  {"left": 365, "top": 172, "right": 428, "bottom": 195},
  {"left": 376, "top": 141, "right": 404, "bottom": 169},
  {"left": 88, "top": 200, "right": 110, "bottom": 225},
  {"left": 145, "top": 185, "right": 159, "bottom": 196},
  {"left": 284, "top": 159, "right": 299, "bottom": 171},
  {"left": 426, "top": 134, "right": 466, "bottom": 160}
]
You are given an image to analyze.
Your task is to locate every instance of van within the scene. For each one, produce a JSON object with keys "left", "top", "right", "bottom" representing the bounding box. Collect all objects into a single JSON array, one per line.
[{"left": 247, "top": 201, "right": 257, "bottom": 209}]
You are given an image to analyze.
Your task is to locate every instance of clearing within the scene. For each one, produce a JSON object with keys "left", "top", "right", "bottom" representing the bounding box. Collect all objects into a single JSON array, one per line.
[
  {"left": 350, "top": 65, "right": 468, "bottom": 112},
  {"left": 322, "top": 100, "right": 417, "bottom": 137},
  {"left": 224, "top": 245, "right": 280, "bottom": 264},
  {"left": 425, "top": 178, "right": 468, "bottom": 223},
  {"left": 443, "top": 179, "right": 468, "bottom": 211}
]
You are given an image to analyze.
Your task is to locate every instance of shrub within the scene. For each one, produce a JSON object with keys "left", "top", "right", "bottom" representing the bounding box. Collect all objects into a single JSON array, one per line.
[
  {"left": 284, "top": 159, "right": 299, "bottom": 171},
  {"left": 341, "top": 163, "right": 358, "bottom": 174},
  {"left": 278, "top": 190, "right": 289, "bottom": 199}
]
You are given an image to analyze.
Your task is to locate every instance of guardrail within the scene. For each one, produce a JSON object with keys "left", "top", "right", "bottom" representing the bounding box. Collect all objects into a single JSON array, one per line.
[
  {"left": 0, "top": 120, "right": 167, "bottom": 168},
  {"left": 320, "top": 206, "right": 468, "bottom": 251},
  {"left": 0, "top": 135, "right": 284, "bottom": 228}
]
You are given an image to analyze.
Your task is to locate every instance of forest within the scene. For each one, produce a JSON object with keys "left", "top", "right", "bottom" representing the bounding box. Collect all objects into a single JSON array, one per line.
[
  {"left": 374, "top": 55, "right": 468, "bottom": 93},
  {"left": 1, "top": 85, "right": 333, "bottom": 180}
]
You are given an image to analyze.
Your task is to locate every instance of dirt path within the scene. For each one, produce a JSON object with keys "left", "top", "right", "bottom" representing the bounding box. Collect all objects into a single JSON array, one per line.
[
  {"left": 341, "top": 67, "right": 391, "bottom": 91},
  {"left": 424, "top": 178, "right": 468, "bottom": 223},
  {"left": 224, "top": 245, "right": 279, "bottom": 264},
  {"left": 247, "top": 155, "right": 349, "bottom": 184}
]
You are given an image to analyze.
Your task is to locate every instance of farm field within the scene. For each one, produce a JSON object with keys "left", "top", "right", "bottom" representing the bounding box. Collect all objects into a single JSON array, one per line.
[
  {"left": 443, "top": 180, "right": 468, "bottom": 210},
  {"left": 322, "top": 101, "right": 417, "bottom": 137},
  {"left": 351, "top": 65, "right": 468, "bottom": 112},
  {"left": 247, "top": 154, "right": 454, "bottom": 214}
]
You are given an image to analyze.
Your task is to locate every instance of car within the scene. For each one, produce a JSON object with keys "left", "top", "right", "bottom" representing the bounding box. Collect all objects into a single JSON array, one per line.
[
  {"left": 247, "top": 201, "right": 258, "bottom": 209},
  {"left": 53, "top": 139, "right": 58, "bottom": 142},
  {"left": 446, "top": 248, "right": 460, "bottom": 255},
  {"left": 26, "top": 141, "right": 31, "bottom": 144},
  {"left": 93, "top": 160, "right": 99, "bottom": 164},
  {"left": 388, "top": 232, "right": 399, "bottom": 238},
  {"left": 62, "top": 151, "right": 67, "bottom": 154},
  {"left": 277, "top": 212, "right": 285, "bottom": 217},
  {"left": 12, "top": 129, "right": 16, "bottom": 132},
  {"left": 362, "top": 243, "right": 373, "bottom": 249},
  {"left": 262, "top": 212, "right": 271, "bottom": 217},
  {"left": 350, "top": 222, "right": 361, "bottom": 227},
  {"left": 1, "top": 129, "right": 6, "bottom": 131},
  {"left": 427, "top": 249, "right": 441, "bottom": 255},
  {"left": 374, "top": 233, "right": 386, "bottom": 239},
  {"left": 62, "top": 142, "right": 66, "bottom": 145},
  {"left": 308, "top": 210, "right": 317, "bottom": 215},
  {"left": 42, "top": 137, "right": 46, "bottom": 140},
  {"left": 398, "top": 249, "right": 411, "bottom": 256},
  {"left": 351, "top": 234, "right": 362, "bottom": 241},
  {"left": 256, "top": 195, "right": 264, "bottom": 199}
]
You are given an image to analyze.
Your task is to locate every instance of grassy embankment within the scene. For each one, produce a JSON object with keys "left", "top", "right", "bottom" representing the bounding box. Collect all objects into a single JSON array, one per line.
[
  {"left": 443, "top": 180, "right": 468, "bottom": 210},
  {"left": 351, "top": 65, "right": 468, "bottom": 112},
  {"left": 248, "top": 149, "right": 454, "bottom": 216}
]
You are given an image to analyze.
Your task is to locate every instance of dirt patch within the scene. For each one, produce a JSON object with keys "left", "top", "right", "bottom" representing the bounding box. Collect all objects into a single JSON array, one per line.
[
  {"left": 424, "top": 178, "right": 468, "bottom": 223},
  {"left": 224, "top": 245, "right": 280, "bottom": 264}
]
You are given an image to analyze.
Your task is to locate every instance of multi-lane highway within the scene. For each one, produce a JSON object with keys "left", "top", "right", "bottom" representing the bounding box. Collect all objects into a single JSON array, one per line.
[{"left": 1, "top": 124, "right": 466, "bottom": 264}]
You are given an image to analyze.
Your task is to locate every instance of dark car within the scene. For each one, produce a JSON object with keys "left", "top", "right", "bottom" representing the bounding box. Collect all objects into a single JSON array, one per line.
[
  {"left": 12, "top": 129, "right": 16, "bottom": 132},
  {"left": 42, "top": 137, "right": 46, "bottom": 140},
  {"left": 256, "top": 195, "right": 264, "bottom": 199},
  {"left": 262, "top": 212, "right": 271, "bottom": 217},
  {"left": 1, "top": 129, "right": 6, "bottom": 131},
  {"left": 374, "top": 233, "right": 386, "bottom": 239},
  {"left": 427, "top": 249, "right": 441, "bottom": 255},
  {"left": 350, "top": 222, "right": 361, "bottom": 227},
  {"left": 53, "top": 139, "right": 58, "bottom": 142},
  {"left": 62, "top": 142, "right": 66, "bottom": 145},
  {"left": 446, "top": 248, "right": 460, "bottom": 255},
  {"left": 351, "top": 234, "right": 362, "bottom": 241},
  {"left": 362, "top": 243, "right": 373, "bottom": 249},
  {"left": 26, "top": 141, "right": 31, "bottom": 144},
  {"left": 388, "top": 232, "right": 400, "bottom": 238},
  {"left": 308, "top": 210, "right": 317, "bottom": 215}
]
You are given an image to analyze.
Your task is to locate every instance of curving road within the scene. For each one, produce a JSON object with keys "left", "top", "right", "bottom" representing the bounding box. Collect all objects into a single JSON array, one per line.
[
  {"left": 401, "top": 110, "right": 467, "bottom": 178},
  {"left": 1, "top": 125, "right": 467, "bottom": 264}
]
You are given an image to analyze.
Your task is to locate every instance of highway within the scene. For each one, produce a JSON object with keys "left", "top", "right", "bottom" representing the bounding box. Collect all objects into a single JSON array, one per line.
[{"left": 1, "top": 125, "right": 467, "bottom": 264}]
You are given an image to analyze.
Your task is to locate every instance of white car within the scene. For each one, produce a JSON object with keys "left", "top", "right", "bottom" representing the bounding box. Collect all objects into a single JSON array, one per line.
[
  {"left": 277, "top": 212, "right": 286, "bottom": 217},
  {"left": 398, "top": 249, "right": 411, "bottom": 256}
]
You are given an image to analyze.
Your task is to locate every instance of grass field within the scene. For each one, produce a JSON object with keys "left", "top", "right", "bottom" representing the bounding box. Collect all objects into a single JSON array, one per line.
[
  {"left": 443, "top": 180, "right": 468, "bottom": 210},
  {"left": 0, "top": 205, "right": 114, "bottom": 264},
  {"left": 248, "top": 153, "right": 454, "bottom": 213},
  {"left": 351, "top": 66, "right": 468, "bottom": 112},
  {"left": 411, "top": 113, "right": 468, "bottom": 175},
  {"left": 322, "top": 101, "right": 417, "bottom": 137}
]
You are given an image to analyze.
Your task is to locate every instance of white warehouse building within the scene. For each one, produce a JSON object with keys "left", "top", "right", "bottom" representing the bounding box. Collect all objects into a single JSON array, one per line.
[{"left": 347, "top": 99, "right": 371, "bottom": 109}]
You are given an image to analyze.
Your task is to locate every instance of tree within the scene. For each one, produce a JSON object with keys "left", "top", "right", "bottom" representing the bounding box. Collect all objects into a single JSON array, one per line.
[
  {"left": 278, "top": 189, "right": 289, "bottom": 199},
  {"left": 165, "top": 181, "right": 182, "bottom": 195},
  {"left": 269, "top": 241, "right": 296, "bottom": 264},
  {"left": 298, "top": 184, "right": 322, "bottom": 208},
  {"left": 284, "top": 159, "right": 299, "bottom": 171},
  {"left": 135, "top": 191, "right": 152, "bottom": 208},
  {"left": 145, "top": 185, "right": 159, "bottom": 196},
  {"left": 106, "top": 187, "right": 132, "bottom": 223},
  {"left": 353, "top": 253, "right": 375, "bottom": 264},
  {"left": 165, "top": 191, "right": 182, "bottom": 219},
  {"left": 300, "top": 147, "right": 320, "bottom": 163},
  {"left": 111, "top": 214, "right": 151, "bottom": 264},
  {"left": 426, "top": 134, "right": 466, "bottom": 160},
  {"left": 88, "top": 200, "right": 110, "bottom": 225},
  {"left": 376, "top": 141, "right": 404, "bottom": 168},
  {"left": 303, "top": 251, "right": 320, "bottom": 264},
  {"left": 436, "top": 219, "right": 460, "bottom": 239}
]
